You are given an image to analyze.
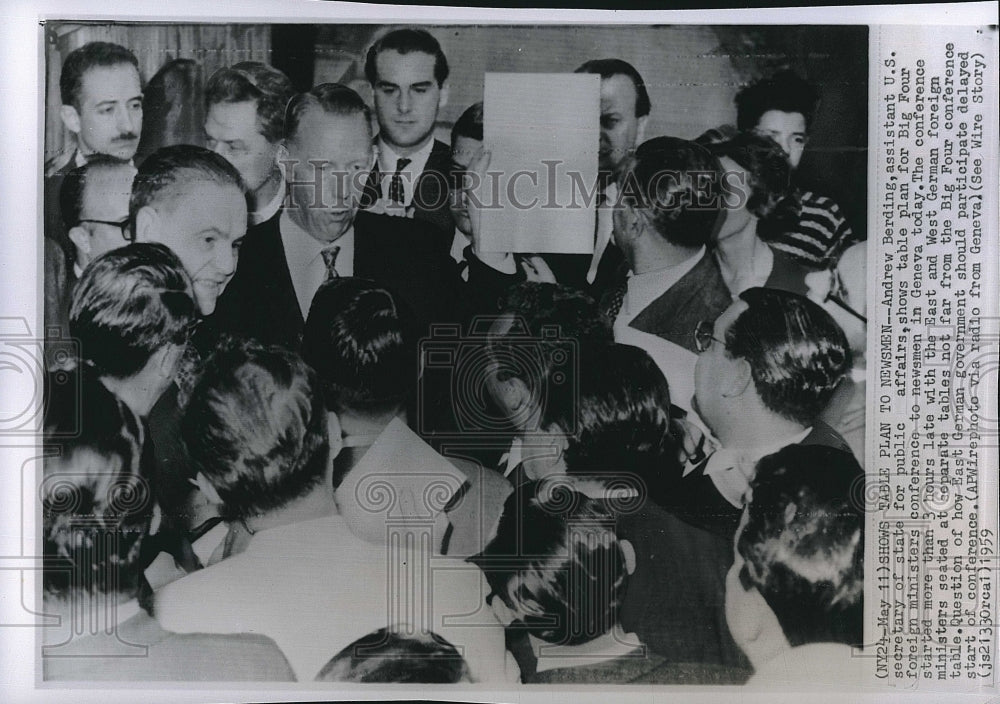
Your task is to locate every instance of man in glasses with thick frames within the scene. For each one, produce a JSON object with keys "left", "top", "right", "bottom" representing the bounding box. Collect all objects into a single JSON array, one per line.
[
  {"left": 45, "top": 155, "right": 137, "bottom": 360},
  {"left": 677, "top": 287, "right": 854, "bottom": 536}
]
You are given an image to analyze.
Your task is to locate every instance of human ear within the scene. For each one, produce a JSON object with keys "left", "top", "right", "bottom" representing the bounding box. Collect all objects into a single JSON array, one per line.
[
  {"left": 620, "top": 538, "right": 637, "bottom": 576},
  {"left": 722, "top": 357, "right": 754, "bottom": 399},
  {"left": 635, "top": 114, "right": 649, "bottom": 145},
  {"left": 134, "top": 205, "right": 159, "bottom": 243},
  {"left": 190, "top": 472, "right": 223, "bottom": 505},
  {"left": 438, "top": 81, "right": 450, "bottom": 111},
  {"left": 67, "top": 225, "right": 92, "bottom": 258},
  {"left": 60, "top": 105, "right": 82, "bottom": 134}
]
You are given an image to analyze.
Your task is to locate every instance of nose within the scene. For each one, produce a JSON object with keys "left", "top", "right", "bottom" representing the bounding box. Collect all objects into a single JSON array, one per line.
[
  {"left": 116, "top": 105, "right": 137, "bottom": 135},
  {"left": 398, "top": 90, "right": 411, "bottom": 114},
  {"left": 215, "top": 242, "right": 237, "bottom": 277}
]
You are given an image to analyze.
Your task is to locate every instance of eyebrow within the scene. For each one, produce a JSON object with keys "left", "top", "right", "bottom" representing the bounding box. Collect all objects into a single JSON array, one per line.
[{"left": 94, "top": 95, "right": 143, "bottom": 107}]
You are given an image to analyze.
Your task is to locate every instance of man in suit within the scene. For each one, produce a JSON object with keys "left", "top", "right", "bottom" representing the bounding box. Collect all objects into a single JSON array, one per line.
[
  {"left": 673, "top": 287, "right": 853, "bottom": 535},
  {"left": 215, "top": 83, "right": 462, "bottom": 351},
  {"left": 204, "top": 62, "right": 296, "bottom": 227},
  {"left": 604, "top": 136, "right": 732, "bottom": 355},
  {"left": 361, "top": 28, "right": 453, "bottom": 245},
  {"left": 45, "top": 156, "right": 136, "bottom": 360},
  {"left": 45, "top": 42, "right": 143, "bottom": 262}
]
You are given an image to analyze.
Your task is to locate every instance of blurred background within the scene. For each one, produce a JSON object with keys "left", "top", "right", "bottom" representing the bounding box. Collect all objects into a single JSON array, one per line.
[{"left": 44, "top": 22, "right": 868, "bottom": 240}]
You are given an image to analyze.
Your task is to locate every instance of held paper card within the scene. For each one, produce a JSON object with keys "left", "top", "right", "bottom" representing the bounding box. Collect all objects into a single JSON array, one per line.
[{"left": 481, "top": 72, "right": 599, "bottom": 254}]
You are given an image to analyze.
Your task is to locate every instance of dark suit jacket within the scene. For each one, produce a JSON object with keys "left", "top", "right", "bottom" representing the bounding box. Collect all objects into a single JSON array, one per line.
[
  {"left": 602, "top": 251, "right": 734, "bottom": 355},
  {"left": 662, "top": 419, "right": 854, "bottom": 538},
  {"left": 362, "top": 138, "right": 454, "bottom": 252},
  {"left": 43, "top": 237, "right": 77, "bottom": 368},
  {"left": 43, "top": 151, "right": 79, "bottom": 265},
  {"left": 215, "top": 210, "right": 464, "bottom": 351}
]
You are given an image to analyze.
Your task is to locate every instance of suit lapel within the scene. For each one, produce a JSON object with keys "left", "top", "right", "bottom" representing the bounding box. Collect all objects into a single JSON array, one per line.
[
  {"left": 628, "top": 253, "right": 731, "bottom": 353},
  {"left": 261, "top": 218, "right": 304, "bottom": 329}
]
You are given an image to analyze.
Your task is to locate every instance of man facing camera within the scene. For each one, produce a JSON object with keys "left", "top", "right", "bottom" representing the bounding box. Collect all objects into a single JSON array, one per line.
[
  {"left": 204, "top": 62, "right": 295, "bottom": 226},
  {"left": 215, "top": 83, "right": 462, "bottom": 351},
  {"left": 131, "top": 144, "right": 248, "bottom": 317},
  {"left": 726, "top": 444, "right": 864, "bottom": 685},
  {"left": 46, "top": 155, "right": 136, "bottom": 354},
  {"left": 45, "top": 42, "right": 143, "bottom": 266},
  {"left": 362, "top": 28, "right": 453, "bottom": 241}
]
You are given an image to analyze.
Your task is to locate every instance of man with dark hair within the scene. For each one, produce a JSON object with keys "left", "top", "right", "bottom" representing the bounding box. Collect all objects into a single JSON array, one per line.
[
  {"left": 45, "top": 155, "right": 136, "bottom": 355},
  {"left": 131, "top": 144, "right": 248, "bottom": 316},
  {"left": 726, "top": 444, "right": 864, "bottom": 683},
  {"left": 473, "top": 484, "right": 662, "bottom": 683},
  {"left": 45, "top": 42, "right": 143, "bottom": 287},
  {"left": 204, "top": 62, "right": 295, "bottom": 226},
  {"left": 301, "top": 278, "right": 507, "bottom": 557},
  {"left": 68, "top": 242, "right": 197, "bottom": 419},
  {"left": 316, "top": 628, "right": 471, "bottom": 683},
  {"left": 734, "top": 70, "right": 856, "bottom": 266},
  {"left": 361, "top": 28, "right": 453, "bottom": 240},
  {"left": 604, "top": 136, "right": 731, "bottom": 355},
  {"left": 215, "top": 83, "right": 462, "bottom": 351},
  {"left": 42, "top": 364, "right": 295, "bottom": 682},
  {"left": 155, "top": 340, "right": 510, "bottom": 683},
  {"left": 575, "top": 58, "right": 651, "bottom": 180},
  {"left": 682, "top": 287, "right": 853, "bottom": 534}
]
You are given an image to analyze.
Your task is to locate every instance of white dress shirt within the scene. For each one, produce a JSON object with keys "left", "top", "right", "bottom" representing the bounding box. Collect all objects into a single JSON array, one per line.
[
  {"left": 375, "top": 136, "right": 437, "bottom": 212},
  {"left": 691, "top": 426, "right": 812, "bottom": 509},
  {"left": 279, "top": 210, "right": 354, "bottom": 319}
]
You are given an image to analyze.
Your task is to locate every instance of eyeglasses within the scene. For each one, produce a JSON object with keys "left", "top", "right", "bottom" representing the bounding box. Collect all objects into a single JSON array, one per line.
[
  {"left": 825, "top": 268, "right": 867, "bottom": 324},
  {"left": 694, "top": 320, "right": 724, "bottom": 353},
  {"left": 77, "top": 217, "right": 134, "bottom": 243}
]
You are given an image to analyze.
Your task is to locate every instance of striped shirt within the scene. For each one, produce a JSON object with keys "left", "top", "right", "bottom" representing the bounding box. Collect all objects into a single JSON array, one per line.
[{"left": 769, "top": 189, "right": 856, "bottom": 267}]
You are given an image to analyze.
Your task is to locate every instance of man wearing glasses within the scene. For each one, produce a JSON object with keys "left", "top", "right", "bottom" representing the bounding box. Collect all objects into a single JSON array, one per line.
[
  {"left": 676, "top": 287, "right": 854, "bottom": 536},
  {"left": 45, "top": 155, "right": 137, "bottom": 362}
]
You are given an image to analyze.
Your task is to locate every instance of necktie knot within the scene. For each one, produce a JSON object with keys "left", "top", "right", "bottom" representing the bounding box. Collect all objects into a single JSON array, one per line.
[
  {"left": 321, "top": 245, "right": 341, "bottom": 281},
  {"left": 389, "top": 158, "right": 412, "bottom": 204}
]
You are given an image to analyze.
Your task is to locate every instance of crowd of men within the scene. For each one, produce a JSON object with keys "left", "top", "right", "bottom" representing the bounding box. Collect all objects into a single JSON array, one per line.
[{"left": 41, "top": 30, "right": 868, "bottom": 685}]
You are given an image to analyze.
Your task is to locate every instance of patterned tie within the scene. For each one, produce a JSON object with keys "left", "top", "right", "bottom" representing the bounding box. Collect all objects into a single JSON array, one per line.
[
  {"left": 320, "top": 245, "right": 341, "bottom": 283},
  {"left": 606, "top": 280, "right": 628, "bottom": 321},
  {"left": 388, "top": 157, "right": 411, "bottom": 205}
]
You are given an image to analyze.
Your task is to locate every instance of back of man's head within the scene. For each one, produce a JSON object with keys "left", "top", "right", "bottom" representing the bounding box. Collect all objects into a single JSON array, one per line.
[
  {"left": 618, "top": 136, "right": 723, "bottom": 249},
  {"left": 60, "top": 41, "right": 139, "bottom": 110},
  {"left": 451, "top": 101, "right": 483, "bottom": 144},
  {"left": 43, "top": 382, "right": 151, "bottom": 602},
  {"left": 183, "top": 339, "right": 329, "bottom": 522},
  {"left": 283, "top": 83, "right": 373, "bottom": 143},
  {"left": 69, "top": 242, "right": 197, "bottom": 379},
  {"left": 316, "top": 628, "right": 470, "bottom": 683},
  {"left": 738, "top": 444, "right": 864, "bottom": 647},
  {"left": 473, "top": 482, "right": 629, "bottom": 646},
  {"left": 129, "top": 144, "right": 246, "bottom": 227},
  {"left": 541, "top": 342, "right": 677, "bottom": 489},
  {"left": 574, "top": 58, "right": 651, "bottom": 118},
  {"left": 205, "top": 61, "right": 295, "bottom": 144},
  {"left": 726, "top": 287, "right": 851, "bottom": 426},
  {"left": 735, "top": 70, "right": 819, "bottom": 132},
  {"left": 301, "top": 278, "right": 417, "bottom": 418},
  {"left": 364, "top": 28, "right": 450, "bottom": 88}
]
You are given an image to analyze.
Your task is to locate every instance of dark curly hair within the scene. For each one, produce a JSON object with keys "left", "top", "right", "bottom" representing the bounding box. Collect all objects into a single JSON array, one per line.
[
  {"left": 725, "top": 287, "right": 851, "bottom": 426},
  {"left": 735, "top": 69, "right": 819, "bottom": 132}
]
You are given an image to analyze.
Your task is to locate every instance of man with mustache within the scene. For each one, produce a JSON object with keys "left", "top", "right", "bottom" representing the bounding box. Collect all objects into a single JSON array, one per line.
[{"left": 45, "top": 42, "right": 143, "bottom": 261}]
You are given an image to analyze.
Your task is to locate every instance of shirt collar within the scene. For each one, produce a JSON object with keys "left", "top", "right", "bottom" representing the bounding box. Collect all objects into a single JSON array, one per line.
[
  {"left": 450, "top": 228, "right": 470, "bottom": 266},
  {"left": 377, "top": 135, "right": 436, "bottom": 178},
  {"left": 620, "top": 246, "right": 706, "bottom": 321},
  {"left": 532, "top": 626, "right": 643, "bottom": 673},
  {"left": 279, "top": 209, "right": 354, "bottom": 269}
]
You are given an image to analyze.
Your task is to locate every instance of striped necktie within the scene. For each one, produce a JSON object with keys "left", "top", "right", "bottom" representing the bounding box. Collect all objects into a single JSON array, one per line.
[
  {"left": 321, "top": 245, "right": 341, "bottom": 283},
  {"left": 388, "top": 157, "right": 412, "bottom": 204}
]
